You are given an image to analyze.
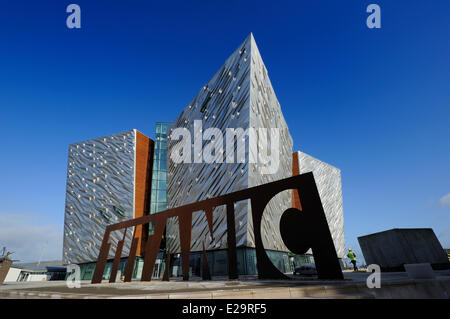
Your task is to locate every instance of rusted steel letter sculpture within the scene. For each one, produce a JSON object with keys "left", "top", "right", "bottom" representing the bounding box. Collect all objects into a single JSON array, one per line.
[{"left": 91, "top": 172, "right": 343, "bottom": 283}]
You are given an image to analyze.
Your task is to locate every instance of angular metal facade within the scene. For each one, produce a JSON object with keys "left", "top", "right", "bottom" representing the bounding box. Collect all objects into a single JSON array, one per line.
[
  {"left": 63, "top": 130, "right": 137, "bottom": 265},
  {"left": 62, "top": 34, "right": 345, "bottom": 271},
  {"left": 294, "top": 151, "right": 346, "bottom": 258},
  {"left": 166, "top": 33, "right": 293, "bottom": 253},
  {"left": 248, "top": 35, "right": 293, "bottom": 253}
]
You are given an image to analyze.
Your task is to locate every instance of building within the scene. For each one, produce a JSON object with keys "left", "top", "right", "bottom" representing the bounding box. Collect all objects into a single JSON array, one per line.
[
  {"left": 358, "top": 228, "right": 450, "bottom": 271},
  {"left": 63, "top": 129, "right": 154, "bottom": 280},
  {"left": 150, "top": 122, "right": 169, "bottom": 215},
  {"left": 166, "top": 33, "right": 299, "bottom": 276},
  {"left": 292, "top": 151, "right": 346, "bottom": 262},
  {"left": 62, "top": 34, "right": 346, "bottom": 279},
  {"left": 2, "top": 260, "right": 66, "bottom": 283},
  {"left": 148, "top": 122, "right": 170, "bottom": 276}
]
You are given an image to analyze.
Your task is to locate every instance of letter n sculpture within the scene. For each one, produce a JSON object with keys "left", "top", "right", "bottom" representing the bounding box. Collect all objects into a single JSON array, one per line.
[{"left": 91, "top": 172, "right": 343, "bottom": 283}]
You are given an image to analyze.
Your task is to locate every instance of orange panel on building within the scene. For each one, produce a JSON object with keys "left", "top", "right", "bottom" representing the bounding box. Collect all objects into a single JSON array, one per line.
[
  {"left": 134, "top": 131, "right": 154, "bottom": 256},
  {"left": 292, "top": 152, "right": 302, "bottom": 210}
]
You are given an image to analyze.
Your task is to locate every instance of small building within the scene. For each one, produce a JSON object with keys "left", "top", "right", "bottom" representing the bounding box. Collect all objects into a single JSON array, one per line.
[
  {"left": 358, "top": 228, "right": 450, "bottom": 271},
  {"left": 3, "top": 267, "right": 22, "bottom": 283},
  {"left": 2, "top": 260, "right": 67, "bottom": 283}
]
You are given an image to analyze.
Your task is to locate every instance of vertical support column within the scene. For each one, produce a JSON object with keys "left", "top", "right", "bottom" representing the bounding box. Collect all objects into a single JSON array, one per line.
[
  {"left": 202, "top": 241, "right": 212, "bottom": 280},
  {"left": 226, "top": 202, "right": 238, "bottom": 279},
  {"left": 178, "top": 213, "right": 192, "bottom": 281},
  {"left": 141, "top": 217, "right": 167, "bottom": 281},
  {"left": 124, "top": 227, "right": 139, "bottom": 282},
  {"left": 204, "top": 206, "right": 214, "bottom": 240},
  {"left": 91, "top": 229, "right": 112, "bottom": 284},
  {"left": 109, "top": 228, "right": 127, "bottom": 283},
  {"left": 162, "top": 244, "right": 171, "bottom": 282}
]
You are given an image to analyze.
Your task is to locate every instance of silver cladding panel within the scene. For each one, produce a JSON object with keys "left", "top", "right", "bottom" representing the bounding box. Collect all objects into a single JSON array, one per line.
[
  {"left": 248, "top": 35, "right": 293, "bottom": 252},
  {"left": 166, "top": 34, "right": 251, "bottom": 253},
  {"left": 166, "top": 34, "right": 293, "bottom": 253},
  {"left": 296, "top": 151, "right": 346, "bottom": 258},
  {"left": 63, "top": 130, "right": 136, "bottom": 265}
]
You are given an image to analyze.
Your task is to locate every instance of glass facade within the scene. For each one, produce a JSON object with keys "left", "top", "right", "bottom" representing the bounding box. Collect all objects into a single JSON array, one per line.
[
  {"left": 150, "top": 122, "right": 169, "bottom": 215},
  {"left": 75, "top": 253, "right": 166, "bottom": 281},
  {"left": 148, "top": 122, "right": 169, "bottom": 277},
  {"left": 168, "top": 248, "right": 314, "bottom": 277},
  {"left": 74, "top": 250, "right": 317, "bottom": 280}
]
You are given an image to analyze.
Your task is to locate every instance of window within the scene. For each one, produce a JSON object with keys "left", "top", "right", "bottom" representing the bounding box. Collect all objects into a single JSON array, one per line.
[{"left": 200, "top": 94, "right": 212, "bottom": 113}]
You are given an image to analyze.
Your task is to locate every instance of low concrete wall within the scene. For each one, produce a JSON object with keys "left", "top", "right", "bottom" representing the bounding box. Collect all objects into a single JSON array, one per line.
[
  {"left": 0, "top": 261, "right": 13, "bottom": 285},
  {"left": 370, "top": 278, "right": 450, "bottom": 299},
  {"left": 358, "top": 228, "right": 449, "bottom": 269}
]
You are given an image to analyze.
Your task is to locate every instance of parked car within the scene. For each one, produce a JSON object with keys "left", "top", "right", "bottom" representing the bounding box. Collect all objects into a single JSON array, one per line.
[{"left": 293, "top": 263, "right": 317, "bottom": 276}]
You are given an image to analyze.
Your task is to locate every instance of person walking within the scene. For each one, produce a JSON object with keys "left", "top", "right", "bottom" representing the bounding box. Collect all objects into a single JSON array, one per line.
[{"left": 347, "top": 248, "right": 358, "bottom": 271}]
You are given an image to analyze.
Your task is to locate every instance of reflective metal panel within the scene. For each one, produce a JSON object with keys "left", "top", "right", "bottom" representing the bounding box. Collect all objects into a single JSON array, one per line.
[
  {"left": 295, "top": 151, "right": 346, "bottom": 258},
  {"left": 166, "top": 34, "right": 293, "bottom": 253},
  {"left": 63, "top": 130, "right": 136, "bottom": 264},
  {"left": 248, "top": 34, "right": 293, "bottom": 252}
]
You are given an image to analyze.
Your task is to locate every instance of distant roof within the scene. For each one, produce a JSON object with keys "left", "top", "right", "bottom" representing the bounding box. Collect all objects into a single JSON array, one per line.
[
  {"left": 358, "top": 228, "right": 435, "bottom": 239},
  {"left": 13, "top": 260, "right": 64, "bottom": 271}
]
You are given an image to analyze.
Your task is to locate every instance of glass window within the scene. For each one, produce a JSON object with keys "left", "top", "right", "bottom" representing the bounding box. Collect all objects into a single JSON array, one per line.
[
  {"left": 103, "top": 262, "right": 112, "bottom": 280},
  {"left": 159, "top": 159, "right": 166, "bottom": 170},
  {"left": 160, "top": 150, "right": 167, "bottom": 160},
  {"left": 149, "top": 221, "right": 155, "bottom": 235},
  {"left": 133, "top": 258, "right": 143, "bottom": 279},
  {"left": 157, "top": 202, "right": 167, "bottom": 212},
  {"left": 213, "top": 250, "right": 228, "bottom": 276},
  {"left": 158, "top": 189, "right": 166, "bottom": 202}
]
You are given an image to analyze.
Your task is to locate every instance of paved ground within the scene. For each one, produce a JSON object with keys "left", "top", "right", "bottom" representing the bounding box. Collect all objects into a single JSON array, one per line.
[{"left": 1, "top": 270, "right": 449, "bottom": 299}]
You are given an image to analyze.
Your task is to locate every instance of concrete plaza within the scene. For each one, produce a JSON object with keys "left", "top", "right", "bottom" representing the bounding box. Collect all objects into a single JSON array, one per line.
[{"left": 0, "top": 270, "right": 449, "bottom": 299}]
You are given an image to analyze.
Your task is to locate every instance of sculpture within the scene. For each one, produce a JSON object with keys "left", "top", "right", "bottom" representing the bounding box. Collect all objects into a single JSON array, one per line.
[{"left": 91, "top": 172, "right": 343, "bottom": 283}]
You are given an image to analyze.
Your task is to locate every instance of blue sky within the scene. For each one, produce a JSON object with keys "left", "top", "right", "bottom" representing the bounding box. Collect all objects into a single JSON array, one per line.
[{"left": 0, "top": 0, "right": 449, "bottom": 263}]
